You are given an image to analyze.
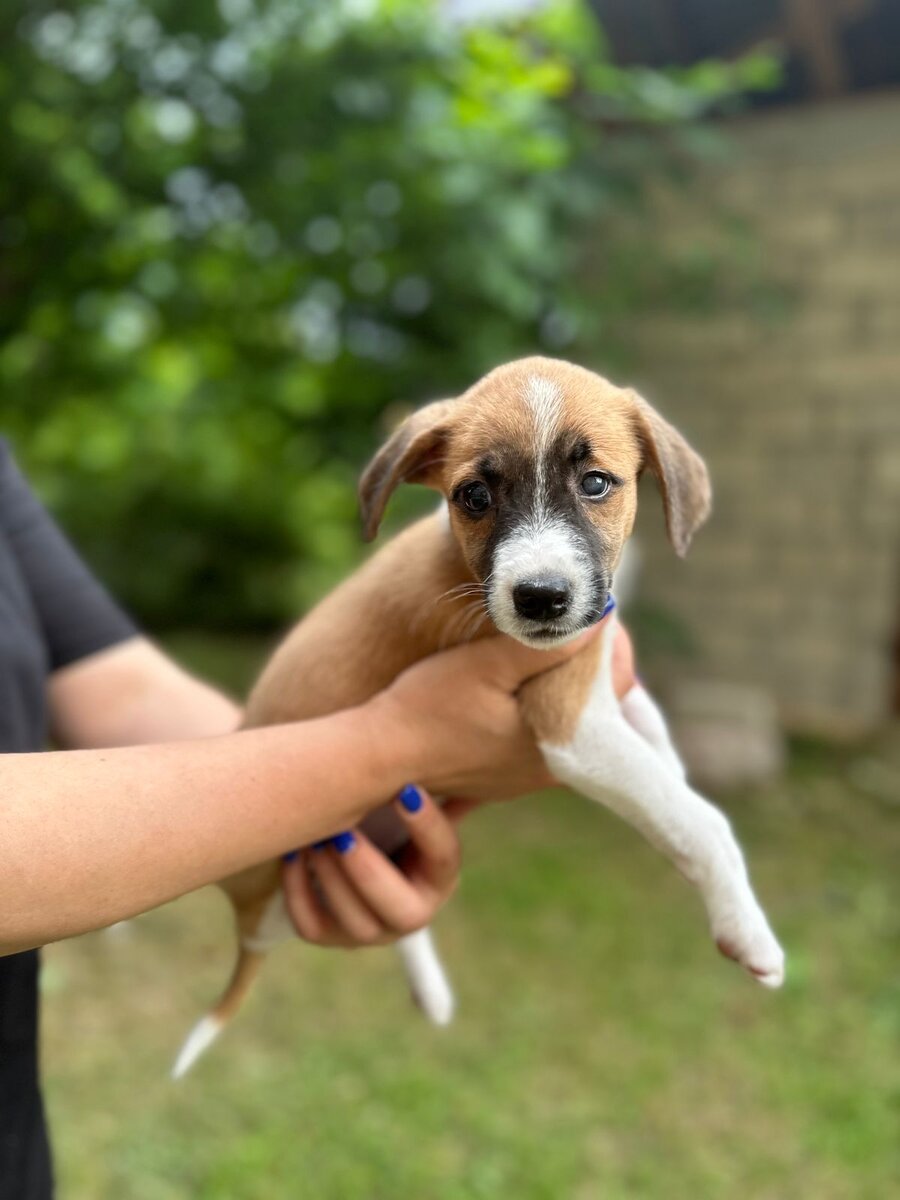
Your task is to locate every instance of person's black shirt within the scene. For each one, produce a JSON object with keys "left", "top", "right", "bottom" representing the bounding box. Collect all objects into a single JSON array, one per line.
[{"left": 0, "top": 441, "right": 137, "bottom": 1199}]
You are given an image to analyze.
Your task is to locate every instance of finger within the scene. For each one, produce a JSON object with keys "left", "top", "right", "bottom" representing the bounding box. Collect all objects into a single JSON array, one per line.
[
  {"left": 392, "top": 784, "right": 461, "bottom": 894},
  {"left": 310, "top": 839, "right": 387, "bottom": 944},
  {"left": 611, "top": 621, "right": 637, "bottom": 700},
  {"left": 325, "top": 829, "right": 431, "bottom": 935},
  {"left": 283, "top": 853, "right": 392, "bottom": 949},
  {"left": 282, "top": 852, "right": 340, "bottom": 944},
  {"left": 480, "top": 622, "right": 604, "bottom": 691},
  {"left": 440, "top": 796, "right": 482, "bottom": 824}
]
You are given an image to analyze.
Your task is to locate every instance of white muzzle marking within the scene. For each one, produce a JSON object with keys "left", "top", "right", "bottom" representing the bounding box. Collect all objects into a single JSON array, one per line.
[{"left": 488, "top": 516, "right": 593, "bottom": 645}]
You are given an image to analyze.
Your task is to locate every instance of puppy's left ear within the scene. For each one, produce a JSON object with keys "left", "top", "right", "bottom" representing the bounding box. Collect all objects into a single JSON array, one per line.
[
  {"left": 358, "top": 398, "right": 457, "bottom": 541},
  {"left": 629, "top": 390, "right": 712, "bottom": 557}
]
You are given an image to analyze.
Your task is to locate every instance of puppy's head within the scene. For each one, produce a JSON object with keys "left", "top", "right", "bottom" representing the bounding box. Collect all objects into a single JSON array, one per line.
[{"left": 360, "top": 357, "right": 710, "bottom": 647}]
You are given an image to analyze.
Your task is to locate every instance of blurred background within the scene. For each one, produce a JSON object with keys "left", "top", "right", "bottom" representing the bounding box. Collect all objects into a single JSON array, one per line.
[{"left": 3, "top": 0, "right": 898, "bottom": 1196}]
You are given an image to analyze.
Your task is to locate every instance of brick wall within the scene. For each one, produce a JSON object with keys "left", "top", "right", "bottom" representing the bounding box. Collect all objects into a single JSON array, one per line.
[{"left": 621, "top": 92, "right": 900, "bottom": 737}]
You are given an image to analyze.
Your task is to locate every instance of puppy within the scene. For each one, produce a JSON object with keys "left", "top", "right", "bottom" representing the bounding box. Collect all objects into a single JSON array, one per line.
[{"left": 173, "top": 356, "right": 784, "bottom": 1077}]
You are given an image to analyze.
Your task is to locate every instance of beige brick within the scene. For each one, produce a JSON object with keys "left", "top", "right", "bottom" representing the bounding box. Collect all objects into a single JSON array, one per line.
[
  {"left": 771, "top": 306, "right": 857, "bottom": 347},
  {"left": 815, "top": 255, "right": 900, "bottom": 298},
  {"left": 761, "top": 209, "right": 843, "bottom": 249}
]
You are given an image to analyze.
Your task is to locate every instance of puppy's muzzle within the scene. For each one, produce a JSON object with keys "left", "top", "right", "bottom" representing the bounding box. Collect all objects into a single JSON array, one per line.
[{"left": 512, "top": 577, "right": 572, "bottom": 622}]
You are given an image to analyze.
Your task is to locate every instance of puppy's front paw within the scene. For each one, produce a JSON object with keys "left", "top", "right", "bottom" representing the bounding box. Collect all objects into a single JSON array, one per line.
[{"left": 713, "top": 900, "right": 785, "bottom": 989}]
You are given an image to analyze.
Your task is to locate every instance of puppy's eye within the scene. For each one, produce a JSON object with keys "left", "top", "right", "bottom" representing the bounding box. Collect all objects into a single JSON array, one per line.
[
  {"left": 459, "top": 481, "right": 493, "bottom": 515},
  {"left": 581, "top": 471, "right": 612, "bottom": 499}
]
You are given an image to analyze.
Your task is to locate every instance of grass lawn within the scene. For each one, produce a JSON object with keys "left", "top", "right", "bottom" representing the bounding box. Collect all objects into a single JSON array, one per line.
[{"left": 41, "top": 636, "right": 899, "bottom": 1199}]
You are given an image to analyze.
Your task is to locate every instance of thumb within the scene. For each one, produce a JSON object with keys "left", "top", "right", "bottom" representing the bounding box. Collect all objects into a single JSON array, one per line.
[{"left": 483, "top": 621, "right": 605, "bottom": 692}]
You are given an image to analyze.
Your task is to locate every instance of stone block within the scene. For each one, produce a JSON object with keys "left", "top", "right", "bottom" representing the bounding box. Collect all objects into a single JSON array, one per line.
[
  {"left": 666, "top": 680, "right": 786, "bottom": 791},
  {"left": 816, "top": 255, "right": 900, "bottom": 299}
]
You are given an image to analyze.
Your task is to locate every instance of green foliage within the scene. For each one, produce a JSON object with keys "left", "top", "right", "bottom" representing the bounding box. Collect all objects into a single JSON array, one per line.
[{"left": 1, "top": 0, "right": 768, "bottom": 628}]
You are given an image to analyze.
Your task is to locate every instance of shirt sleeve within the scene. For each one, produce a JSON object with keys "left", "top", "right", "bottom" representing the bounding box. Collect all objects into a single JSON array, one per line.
[{"left": 0, "top": 441, "right": 139, "bottom": 671}]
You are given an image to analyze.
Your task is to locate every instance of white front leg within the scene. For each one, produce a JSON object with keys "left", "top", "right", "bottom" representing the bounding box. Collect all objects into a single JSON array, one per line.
[
  {"left": 620, "top": 682, "right": 687, "bottom": 780},
  {"left": 542, "top": 682, "right": 784, "bottom": 988}
]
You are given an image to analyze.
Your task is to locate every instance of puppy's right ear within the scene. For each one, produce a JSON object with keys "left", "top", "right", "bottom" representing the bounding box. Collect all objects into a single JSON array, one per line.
[{"left": 358, "top": 399, "right": 457, "bottom": 541}]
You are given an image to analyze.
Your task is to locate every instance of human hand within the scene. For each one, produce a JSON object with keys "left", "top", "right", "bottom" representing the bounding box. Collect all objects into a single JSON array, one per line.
[
  {"left": 369, "top": 614, "right": 635, "bottom": 801},
  {"left": 282, "top": 785, "right": 475, "bottom": 947}
]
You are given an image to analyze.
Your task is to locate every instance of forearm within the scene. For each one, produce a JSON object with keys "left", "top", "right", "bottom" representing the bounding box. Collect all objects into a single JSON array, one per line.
[
  {"left": 0, "top": 702, "right": 411, "bottom": 955},
  {"left": 49, "top": 638, "right": 242, "bottom": 748},
  {"left": 5, "top": 623, "right": 611, "bottom": 955}
]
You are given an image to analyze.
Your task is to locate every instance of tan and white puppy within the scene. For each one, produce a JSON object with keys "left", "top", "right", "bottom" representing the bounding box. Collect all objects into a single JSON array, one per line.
[{"left": 173, "top": 356, "right": 784, "bottom": 1078}]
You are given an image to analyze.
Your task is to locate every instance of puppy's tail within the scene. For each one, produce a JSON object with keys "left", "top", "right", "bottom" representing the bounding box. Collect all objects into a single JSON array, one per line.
[{"left": 171, "top": 946, "right": 266, "bottom": 1080}]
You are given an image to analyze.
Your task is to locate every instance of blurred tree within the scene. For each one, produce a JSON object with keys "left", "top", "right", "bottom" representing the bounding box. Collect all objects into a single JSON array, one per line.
[{"left": 0, "top": 0, "right": 774, "bottom": 628}]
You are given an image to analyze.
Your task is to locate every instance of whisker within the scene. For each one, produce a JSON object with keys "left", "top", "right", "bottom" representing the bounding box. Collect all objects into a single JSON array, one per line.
[
  {"left": 410, "top": 579, "right": 483, "bottom": 637},
  {"left": 412, "top": 564, "right": 494, "bottom": 645},
  {"left": 439, "top": 598, "right": 486, "bottom": 649},
  {"left": 414, "top": 584, "right": 482, "bottom": 632},
  {"left": 459, "top": 603, "right": 490, "bottom": 643}
]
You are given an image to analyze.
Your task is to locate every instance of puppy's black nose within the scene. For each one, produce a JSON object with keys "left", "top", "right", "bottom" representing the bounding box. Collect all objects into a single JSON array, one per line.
[{"left": 513, "top": 578, "right": 571, "bottom": 622}]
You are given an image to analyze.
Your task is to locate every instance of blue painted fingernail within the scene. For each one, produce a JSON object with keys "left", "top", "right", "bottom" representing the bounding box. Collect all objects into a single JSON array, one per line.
[
  {"left": 331, "top": 831, "right": 356, "bottom": 855},
  {"left": 602, "top": 595, "right": 616, "bottom": 617},
  {"left": 398, "top": 784, "right": 423, "bottom": 814},
  {"left": 311, "top": 840, "right": 329, "bottom": 852},
  {"left": 282, "top": 850, "right": 300, "bottom": 863}
]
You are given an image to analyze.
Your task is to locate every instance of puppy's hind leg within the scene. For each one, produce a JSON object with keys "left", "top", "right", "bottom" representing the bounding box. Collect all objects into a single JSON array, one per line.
[
  {"left": 397, "top": 927, "right": 455, "bottom": 1026},
  {"left": 172, "top": 944, "right": 267, "bottom": 1079},
  {"left": 173, "top": 864, "right": 286, "bottom": 1078}
]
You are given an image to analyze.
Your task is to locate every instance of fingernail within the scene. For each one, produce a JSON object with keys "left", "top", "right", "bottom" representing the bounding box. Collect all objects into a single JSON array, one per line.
[
  {"left": 311, "top": 840, "right": 329, "bottom": 852},
  {"left": 602, "top": 595, "right": 616, "bottom": 617},
  {"left": 282, "top": 850, "right": 300, "bottom": 863},
  {"left": 331, "top": 831, "right": 356, "bottom": 855},
  {"left": 398, "top": 784, "right": 423, "bottom": 814}
]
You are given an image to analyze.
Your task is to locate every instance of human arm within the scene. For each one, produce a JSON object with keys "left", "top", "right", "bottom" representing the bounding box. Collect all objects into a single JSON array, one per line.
[
  {"left": 0, "top": 627, "right": 601, "bottom": 956},
  {"left": 49, "top": 636, "right": 241, "bottom": 748},
  {"left": 49, "top": 635, "right": 467, "bottom": 949}
]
